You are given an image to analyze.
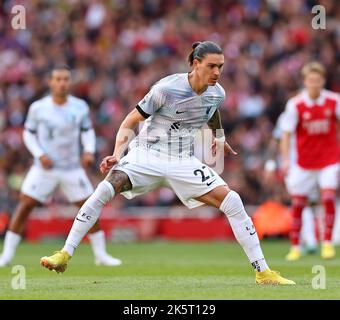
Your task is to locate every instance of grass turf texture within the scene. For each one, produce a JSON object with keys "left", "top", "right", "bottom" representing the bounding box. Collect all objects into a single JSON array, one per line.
[{"left": 0, "top": 240, "right": 339, "bottom": 299}]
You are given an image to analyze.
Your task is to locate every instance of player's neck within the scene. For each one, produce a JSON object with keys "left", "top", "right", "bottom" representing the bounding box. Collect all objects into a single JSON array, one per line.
[
  {"left": 52, "top": 94, "right": 68, "bottom": 105},
  {"left": 307, "top": 90, "right": 321, "bottom": 101},
  {"left": 188, "top": 72, "right": 208, "bottom": 95}
]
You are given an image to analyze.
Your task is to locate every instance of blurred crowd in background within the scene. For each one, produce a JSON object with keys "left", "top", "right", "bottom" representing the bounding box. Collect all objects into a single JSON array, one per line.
[{"left": 0, "top": 0, "right": 339, "bottom": 214}]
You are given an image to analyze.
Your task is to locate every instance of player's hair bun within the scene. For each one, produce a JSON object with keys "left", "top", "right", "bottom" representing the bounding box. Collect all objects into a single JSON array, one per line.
[
  {"left": 187, "top": 41, "right": 222, "bottom": 67},
  {"left": 192, "top": 41, "right": 202, "bottom": 49}
]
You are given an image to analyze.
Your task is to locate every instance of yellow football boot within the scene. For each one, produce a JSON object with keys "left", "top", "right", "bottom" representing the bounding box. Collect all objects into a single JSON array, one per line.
[
  {"left": 285, "top": 247, "right": 301, "bottom": 261},
  {"left": 40, "top": 251, "right": 71, "bottom": 273},
  {"left": 256, "top": 269, "right": 296, "bottom": 285},
  {"left": 321, "top": 243, "right": 335, "bottom": 260}
]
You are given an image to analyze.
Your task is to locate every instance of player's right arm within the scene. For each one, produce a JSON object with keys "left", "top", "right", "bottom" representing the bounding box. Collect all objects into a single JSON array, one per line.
[
  {"left": 264, "top": 112, "right": 286, "bottom": 181},
  {"left": 279, "top": 99, "right": 298, "bottom": 175},
  {"left": 207, "top": 110, "right": 237, "bottom": 156},
  {"left": 23, "top": 102, "right": 53, "bottom": 169},
  {"left": 280, "top": 131, "right": 291, "bottom": 176},
  {"left": 100, "top": 108, "right": 146, "bottom": 174},
  {"left": 100, "top": 85, "right": 165, "bottom": 174}
]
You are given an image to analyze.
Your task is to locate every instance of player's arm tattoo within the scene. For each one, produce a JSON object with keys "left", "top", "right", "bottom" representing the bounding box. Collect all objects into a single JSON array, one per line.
[
  {"left": 105, "top": 170, "right": 132, "bottom": 194},
  {"left": 207, "top": 110, "right": 224, "bottom": 138}
]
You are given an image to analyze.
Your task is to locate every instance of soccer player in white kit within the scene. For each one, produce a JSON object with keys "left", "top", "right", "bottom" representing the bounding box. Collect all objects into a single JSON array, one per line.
[
  {"left": 41, "top": 42, "right": 295, "bottom": 285},
  {"left": 0, "top": 66, "right": 121, "bottom": 267},
  {"left": 281, "top": 62, "right": 340, "bottom": 261}
]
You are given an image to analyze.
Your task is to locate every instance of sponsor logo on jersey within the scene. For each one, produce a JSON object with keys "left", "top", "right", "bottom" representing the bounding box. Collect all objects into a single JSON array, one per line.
[{"left": 302, "top": 119, "right": 330, "bottom": 134}]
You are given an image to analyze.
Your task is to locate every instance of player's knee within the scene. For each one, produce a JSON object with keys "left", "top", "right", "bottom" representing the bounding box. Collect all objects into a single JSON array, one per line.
[
  {"left": 105, "top": 170, "right": 132, "bottom": 194},
  {"left": 94, "top": 180, "right": 115, "bottom": 204},
  {"left": 292, "top": 196, "right": 307, "bottom": 208},
  {"left": 219, "top": 190, "right": 247, "bottom": 218},
  {"left": 321, "top": 190, "right": 336, "bottom": 203},
  {"left": 19, "top": 194, "right": 38, "bottom": 211}
]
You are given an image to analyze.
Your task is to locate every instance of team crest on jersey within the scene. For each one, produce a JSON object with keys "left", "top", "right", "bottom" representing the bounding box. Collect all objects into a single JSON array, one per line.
[
  {"left": 68, "top": 114, "right": 76, "bottom": 124},
  {"left": 302, "top": 111, "right": 311, "bottom": 120},
  {"left": 324, "top": 108, "right": 332, "bottom": 118}
]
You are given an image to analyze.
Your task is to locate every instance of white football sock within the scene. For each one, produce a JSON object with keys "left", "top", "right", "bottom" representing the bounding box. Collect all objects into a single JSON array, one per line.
[
  {"left": 63, "top": 180, "right": 115, "bottom": 256},
  {"left": 220, "top": 191, "right": 269, "bottom": 272},
  {"left": 88, "top": 230, "right": 107, "bottom": 258},
  {"left": 0, "top": 230, "right": 22, "bottom": 263}
]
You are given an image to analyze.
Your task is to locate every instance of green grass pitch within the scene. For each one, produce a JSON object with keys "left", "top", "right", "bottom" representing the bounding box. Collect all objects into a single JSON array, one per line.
[{"left": 0, "top": 240, "right": 339, "bottom": 299}]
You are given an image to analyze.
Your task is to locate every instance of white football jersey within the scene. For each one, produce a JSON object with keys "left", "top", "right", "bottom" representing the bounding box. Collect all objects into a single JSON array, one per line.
[
  {"left": 130, "top": 73, "right": 225, "bottom": 158},
  {"left": 24, "top": 95, "right": 93, "bottom": 169}
]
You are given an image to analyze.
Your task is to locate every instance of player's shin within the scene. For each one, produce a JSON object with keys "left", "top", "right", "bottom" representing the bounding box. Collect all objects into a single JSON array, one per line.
[
  {"left": 0, "top": 231, "right": 22, "bottom": 266},
  {"left": 322, "top": 191, "right": 336, "bottom": 242},
  {"left": 220, "top": 191, "right": 269, "bottom": 272},
  {"left": 290, "top": 196, "right": 306, "bottom": 247},
  {"left": 88, "top": 230, "right": 107, "bottom": 258},
  {"left": 63, "top": 181, "right": 115, "bottom": 256}
]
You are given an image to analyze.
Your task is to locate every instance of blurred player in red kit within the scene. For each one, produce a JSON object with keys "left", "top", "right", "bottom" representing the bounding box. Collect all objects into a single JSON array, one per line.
[{"left": 281, "top": 62, "right": 340, "bottom": 260}]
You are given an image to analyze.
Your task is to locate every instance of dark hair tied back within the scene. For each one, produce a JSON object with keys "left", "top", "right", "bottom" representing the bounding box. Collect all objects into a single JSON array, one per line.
[
  {"left": 188, "top": 41, "right": 222, "bottom": 66},
  {"left": 192, "top": 41, "right": 201, "bottom": 50}
]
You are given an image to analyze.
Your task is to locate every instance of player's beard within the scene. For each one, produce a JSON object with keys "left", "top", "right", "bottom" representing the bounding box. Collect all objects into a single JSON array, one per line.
[{"left": 56, "top": 90, "right": 69, "bottom": 99}]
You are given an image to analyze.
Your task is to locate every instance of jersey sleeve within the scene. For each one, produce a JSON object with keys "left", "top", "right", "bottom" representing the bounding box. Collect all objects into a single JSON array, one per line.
[
  {"left": 272, "top": 113, "right": 285, "bottom": 140},
  {"left": 206, "top": 87, "right": 225, "bottom": 121},
  {"left": 24, "top": 102, "right": 39, "bottom": 133},
  {"left": 280, "top": 99, "right": 298, "bottom": 132},
  {"left": 335, "top": 93, "right": 340, "bottom": 120},
  {"left": 136, "top": 85, "right": 166, "bottom": 118},
  {"left": 80, "top": 102, "right": 93, "bottom": 131},
  {"left": 217, "top": 87, "right": 226, "bottom": 109}
]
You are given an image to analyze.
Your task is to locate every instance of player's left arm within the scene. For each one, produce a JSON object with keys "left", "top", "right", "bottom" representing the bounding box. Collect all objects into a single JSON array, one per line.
[
  {"left": 207, "top": 109, "right": 237, "bottom": 156},
  {"left": 336, "top": 94, "right": 340, "bottom": 140}
]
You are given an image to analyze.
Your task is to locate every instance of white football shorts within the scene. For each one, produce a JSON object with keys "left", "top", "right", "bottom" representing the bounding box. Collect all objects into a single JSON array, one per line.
[
  {"left": 112, "top": 147, "right": 227, "bottom": 209},
  {"left": 285, "top": 162, "right": 339, "bottom": 196},
  {"left": 21, "top": 165, "right": 94, "bottom": 203}
]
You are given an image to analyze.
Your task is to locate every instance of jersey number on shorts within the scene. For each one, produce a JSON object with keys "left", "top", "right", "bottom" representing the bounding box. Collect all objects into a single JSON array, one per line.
[{"left": 194, "top": 166, "right": 215, "bottom": 186}]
